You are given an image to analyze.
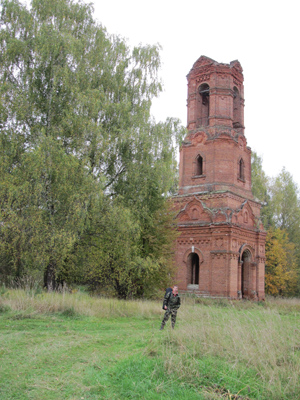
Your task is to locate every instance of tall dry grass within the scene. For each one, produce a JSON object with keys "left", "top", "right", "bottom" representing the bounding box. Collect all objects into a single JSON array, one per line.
[
  {"left": 0, "top": 287, "right": 161, "bottom": 318},
  {"left": 1, "top": 288, "right": 300, "bottom": 398},
  {"left": 156, "top": 298, "right": 300, "bottom": 399}
]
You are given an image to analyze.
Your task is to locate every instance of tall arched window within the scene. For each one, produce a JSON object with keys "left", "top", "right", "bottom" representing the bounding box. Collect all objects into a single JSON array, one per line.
[
  {"left": 241, "top": 249, "right": 252, "bottom": 298},
  {"left": 239, "top": 158, "right": 245, "bottom": 181},
  {"left": 233, "top": 86, "right": 242, "bottom": 128},
  {"left": 195, "top": 154, "right": 203, "bottom": 176},
  {"left": 190, "top": 253, "right": 199, "bottom": 285},
  {"left": 198, "top": 83, "right": 210, "bottom": 127}
]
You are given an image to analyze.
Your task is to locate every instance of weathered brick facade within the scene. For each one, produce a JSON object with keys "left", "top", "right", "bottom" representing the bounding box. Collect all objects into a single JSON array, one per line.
[{"left": 173, "top": 56, "right": 266, "bottom": 300}]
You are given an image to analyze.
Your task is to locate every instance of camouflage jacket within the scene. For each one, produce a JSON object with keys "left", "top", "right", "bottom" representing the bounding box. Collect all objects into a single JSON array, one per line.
[{"left": 163, "top": 291, "right": 181, "bottom": 310}]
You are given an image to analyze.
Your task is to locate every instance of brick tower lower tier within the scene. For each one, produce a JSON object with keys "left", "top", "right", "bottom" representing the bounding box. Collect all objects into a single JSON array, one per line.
[{"left": 173, "top": 56, "right": 266, "bottom": 300}]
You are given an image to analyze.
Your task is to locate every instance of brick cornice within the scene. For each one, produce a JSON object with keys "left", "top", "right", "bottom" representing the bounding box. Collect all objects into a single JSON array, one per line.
[{"left": 173, "top": 190, "right": 262, "bottom": 207}]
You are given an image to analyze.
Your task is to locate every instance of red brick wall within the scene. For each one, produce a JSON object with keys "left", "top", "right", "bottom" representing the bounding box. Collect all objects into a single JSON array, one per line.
[{"left": 174, "top": 56, "right": 266, "bottom": 300}]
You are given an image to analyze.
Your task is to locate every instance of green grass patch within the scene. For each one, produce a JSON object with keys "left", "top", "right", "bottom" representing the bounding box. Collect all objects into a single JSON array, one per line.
[
  {"left": 0, "top": 303, "right": 11, "bottom": 313},
  {"left": 1, "top": 290, "right": 300, "bottom": 399}
]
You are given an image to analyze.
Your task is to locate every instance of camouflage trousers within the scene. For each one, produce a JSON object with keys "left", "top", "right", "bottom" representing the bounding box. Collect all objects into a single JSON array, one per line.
[{"left": 161, "top": 309, "right": 178, "bottom": 329}]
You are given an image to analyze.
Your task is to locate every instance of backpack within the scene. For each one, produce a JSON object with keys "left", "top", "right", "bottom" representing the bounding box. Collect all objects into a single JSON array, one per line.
[{"left": 162, "top": 287, "right": 172, "bottom": 309}]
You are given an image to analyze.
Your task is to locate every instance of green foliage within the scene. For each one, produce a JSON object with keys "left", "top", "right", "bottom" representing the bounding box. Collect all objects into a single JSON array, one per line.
[
  {"left": 251, "top": 152, "right": 269, "bottom": 203},
  {"left": 0, "top": 303, "right": 10, "bottom": 313},
  {"left": 251, "top": 151, "right": 273, "bottom": 228},
  {"left": 265, "top": 228, "right": 298, "bottom": 296},
  {"left": 0, "top": 134, "right": 92, "bottom": 283},
  {"left": 0, "top": 0, "right": 185, "bottom": 294},
  {"left": 67, "top": 197, "right": 142, "bottom": 297},
  {"left": 251, "top": 152, "right": 300, "bottom": 295},
  {"left": 65, "top": 196, "right": 178, "bottom": 298},
  {"left": 268, "top": 168, "right": 300, "bottom": 294},
  {"left": 269, "top": 168, "right": 300, "bottom": 243}
]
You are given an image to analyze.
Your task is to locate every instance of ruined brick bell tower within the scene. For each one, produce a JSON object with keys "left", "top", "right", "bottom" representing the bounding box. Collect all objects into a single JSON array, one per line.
[{"left": 173, "top": 56, "right": 266, "bottom": 300}]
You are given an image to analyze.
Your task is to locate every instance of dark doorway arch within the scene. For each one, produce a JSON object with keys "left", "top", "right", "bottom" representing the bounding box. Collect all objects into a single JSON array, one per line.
[
  {"left": 188, "top": 253, "right": 200, "bottom": 285},
  {"left": 241, "top": 249, "right": 252, "bottom": 298}
]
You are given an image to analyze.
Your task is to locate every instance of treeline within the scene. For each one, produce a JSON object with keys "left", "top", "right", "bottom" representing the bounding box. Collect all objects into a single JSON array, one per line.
[
  {"left": 0, "top": 0, "right": 185, "bottom": 297},
  {"left": 252, "top": 153, "right": 300, "bottom": 296},
  {"left": 1, "top": 1, "right": 299, "bottom": 299}
]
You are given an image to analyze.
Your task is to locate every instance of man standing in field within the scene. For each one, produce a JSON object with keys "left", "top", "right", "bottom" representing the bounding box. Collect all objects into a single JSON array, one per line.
[{"left": 160, "top": 285, "right": 181, "bottom": 330}]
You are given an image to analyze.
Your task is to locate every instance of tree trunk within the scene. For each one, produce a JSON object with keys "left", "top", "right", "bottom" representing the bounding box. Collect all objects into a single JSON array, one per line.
[{"left": 44, "top": 258, "right": 56, "bottom": 290}]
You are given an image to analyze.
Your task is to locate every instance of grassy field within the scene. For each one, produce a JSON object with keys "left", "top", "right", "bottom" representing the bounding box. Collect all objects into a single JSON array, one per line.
[{"left": 1, "top": 288, "right": 300, "bottom": 399}]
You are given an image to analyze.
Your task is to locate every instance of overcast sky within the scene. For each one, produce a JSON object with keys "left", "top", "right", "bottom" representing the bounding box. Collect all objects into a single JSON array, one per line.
[{"left": 93, "top": 0, "right": 300, "bottom": 188}]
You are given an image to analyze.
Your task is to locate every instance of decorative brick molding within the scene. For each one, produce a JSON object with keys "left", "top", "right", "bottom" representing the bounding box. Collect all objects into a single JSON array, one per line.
[{"left": 174, "top": 56, "right": 266, "bottom": 300}]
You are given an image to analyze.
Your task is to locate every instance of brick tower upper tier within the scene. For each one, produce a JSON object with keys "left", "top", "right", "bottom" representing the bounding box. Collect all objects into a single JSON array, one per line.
[{"left": 179, "top": 56, "right": 253, "bottom": 199}]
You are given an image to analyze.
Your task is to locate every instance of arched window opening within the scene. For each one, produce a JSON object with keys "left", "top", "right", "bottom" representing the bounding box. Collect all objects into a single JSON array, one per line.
[
  {"left": 195, "top": 154, "right": 203, "bottom": 175},
  {"left": 190, "top": 253, "right": 199, "bottom": 285},
  {"left": 239, "top": 158, "right": 245, "bottom": 181},
  {"left": 241, "top": 250, "right": 252, "bottom": 298},
  {"left": 198, "top": 83, "right": 209, "bottom": 127},
  {"left": 191, "top": 208, "right": 199, "bottom": 220},
  {"left": 233, "top": 86, "right": 242, "bottom": 128}
]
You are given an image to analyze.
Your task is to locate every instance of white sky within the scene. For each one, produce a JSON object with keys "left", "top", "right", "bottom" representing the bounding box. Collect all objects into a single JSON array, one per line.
[{"left": 93, "top": 0, "right": 300, "bottom": 188}]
